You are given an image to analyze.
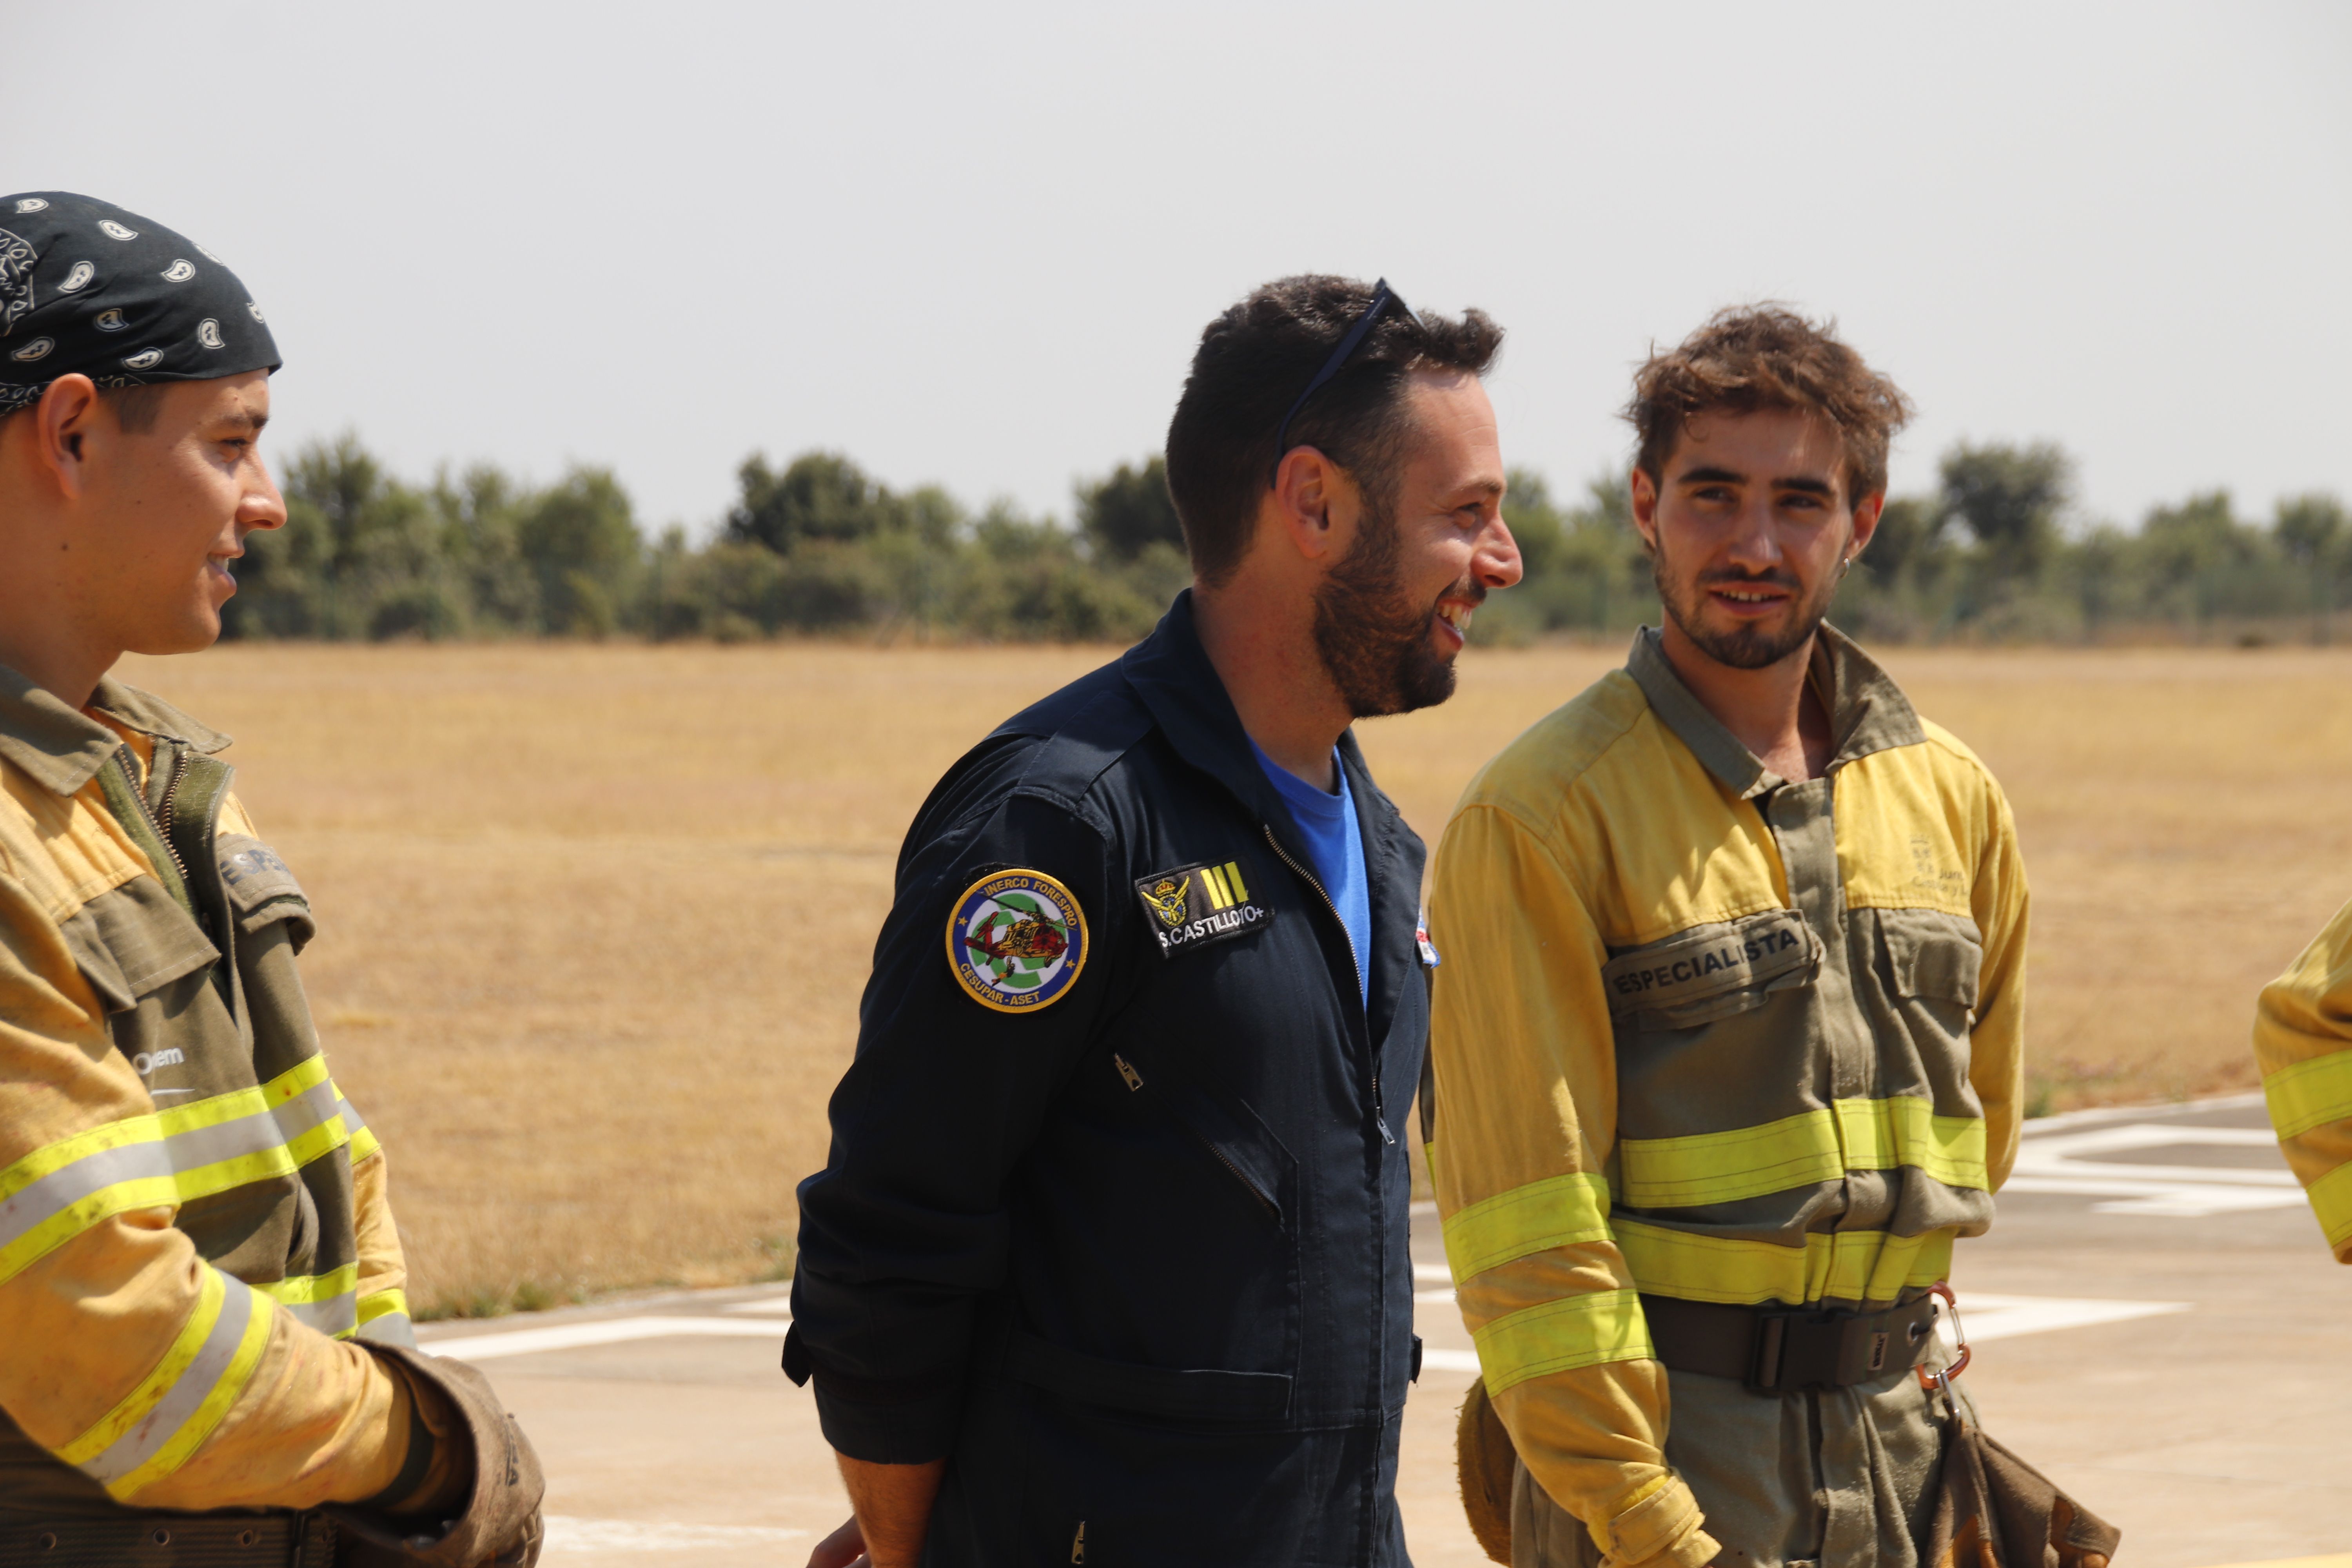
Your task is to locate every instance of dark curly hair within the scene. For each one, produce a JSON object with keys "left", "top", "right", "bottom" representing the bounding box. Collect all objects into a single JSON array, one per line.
[
  {"left": 1165, "top": 276, "right": 1503, "bottom": 587},
  {"left": 1626, "top": 305, "right": 1913, "bottom": 502}
]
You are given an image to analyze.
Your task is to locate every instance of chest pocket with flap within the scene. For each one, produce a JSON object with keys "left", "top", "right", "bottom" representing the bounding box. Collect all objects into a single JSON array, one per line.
[{"left": 1601, "top": 908, "right": 1822, "bottom": 1033}]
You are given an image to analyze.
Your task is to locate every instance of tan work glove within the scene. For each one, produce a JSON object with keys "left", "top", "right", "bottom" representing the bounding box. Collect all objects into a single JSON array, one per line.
[{"left": 334, "top": 1347, "right": 545, "bottom": 1567}]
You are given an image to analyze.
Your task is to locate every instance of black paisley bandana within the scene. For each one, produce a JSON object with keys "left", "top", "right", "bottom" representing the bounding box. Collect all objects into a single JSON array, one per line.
[{"left": 0, "top": 191, "right": 281, "bottom": 416}]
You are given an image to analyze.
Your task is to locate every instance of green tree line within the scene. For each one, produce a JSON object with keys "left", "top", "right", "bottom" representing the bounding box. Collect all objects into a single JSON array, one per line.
[{"left": 225, "top": 434, "right": 2350, "bottom": 646}]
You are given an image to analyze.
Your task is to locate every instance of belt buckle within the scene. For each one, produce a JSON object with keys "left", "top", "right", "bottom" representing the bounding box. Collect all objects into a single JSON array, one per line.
[
  {"left": 1915, "top": 1281, "right": 1971, "bottom": 1393},
  {"left": 1744, "top": 1304, "right": 1817, "bottom": 1392}
]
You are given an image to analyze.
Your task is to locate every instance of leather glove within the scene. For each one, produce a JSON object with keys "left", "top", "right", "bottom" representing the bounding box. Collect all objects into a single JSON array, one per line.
[{"left": 333, "top": 1347, "right": 545, "bottom": 1567}]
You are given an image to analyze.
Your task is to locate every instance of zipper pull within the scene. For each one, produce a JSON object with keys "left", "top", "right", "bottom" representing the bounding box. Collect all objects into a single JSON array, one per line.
[
  {"left": 1112, "top": 1053, "right": 1143, "bottom": 1092},
  {"left": 1376, "top": 1115, "right": 1396, "bottom": 1146}
]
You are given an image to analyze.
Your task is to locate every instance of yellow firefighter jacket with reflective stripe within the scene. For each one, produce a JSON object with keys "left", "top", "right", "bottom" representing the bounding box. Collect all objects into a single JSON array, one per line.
[
  {"left": 1426, "top": 628, "right": 2028, "bottom": 1568},
  {"left": 2254, "top": 896, "right": 2352, "bottom": 1260},
  {"left": 0, "top": 667, "right": 420, "bottom": 1516}
]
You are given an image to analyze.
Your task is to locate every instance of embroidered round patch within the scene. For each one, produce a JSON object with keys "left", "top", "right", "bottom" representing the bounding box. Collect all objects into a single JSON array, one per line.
[{"left": 945, "top": 868, "right": 1089, "bottom": 1014}]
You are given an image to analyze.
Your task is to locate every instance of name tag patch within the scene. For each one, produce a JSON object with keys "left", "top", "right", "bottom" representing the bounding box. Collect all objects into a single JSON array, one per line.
[
  {"left": 216, "top": 833, "right": 303, "bottom": 913},
  {"left": 1134, "top": 859, "right": 1271, "bottom": 958},
  {"left": 1601, "top": 909, "right": 1818, "bottom": 1022}
]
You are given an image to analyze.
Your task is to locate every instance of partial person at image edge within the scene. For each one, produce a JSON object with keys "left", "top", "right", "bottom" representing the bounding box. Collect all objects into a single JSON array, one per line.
[
  {"left": 0, "top": 191, "right": 543, "bottom": 1566},
  {"left": 786, "top": 275, "right": 1522, "bottom": 1566},
  {"left": 2254, "top": 899, "right": 2352, "bottom": 1258}
]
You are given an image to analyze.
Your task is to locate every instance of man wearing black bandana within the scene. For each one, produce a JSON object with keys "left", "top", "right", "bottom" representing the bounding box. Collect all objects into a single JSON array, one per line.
[
  {"left": 0, "top": 193, "right": 544, "bottom": 1566},
  {"left": 788, "top": 276, "right": 1522, "bottom": 1567}
]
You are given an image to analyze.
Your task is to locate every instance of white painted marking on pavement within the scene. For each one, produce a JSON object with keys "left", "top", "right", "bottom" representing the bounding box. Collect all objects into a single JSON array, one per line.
[
  {"left": 719, "top": 1297, "right": 797, "bottom": 1316},
  {"left": 543, "top": 1516, "right": 809, "bottom": 1552},
  {"left": 1423, "top": 1347, "right": 1483, "bottom": 1373},
  {"left": 2007, "top": 1123, "right": 2305, "bottom": 1216},
  {"left": 426, "top": 1316, "right": 787, "bottom": 1359},
  {"left": 1956, "top": 1292, "right": 2189, "bottom": 1341}
]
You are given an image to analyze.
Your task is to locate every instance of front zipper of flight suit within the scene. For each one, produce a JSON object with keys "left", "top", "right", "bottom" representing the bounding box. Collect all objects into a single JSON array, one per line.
[{"left": 1259, "top": 825, "right": 1394, "bottom": 1146}]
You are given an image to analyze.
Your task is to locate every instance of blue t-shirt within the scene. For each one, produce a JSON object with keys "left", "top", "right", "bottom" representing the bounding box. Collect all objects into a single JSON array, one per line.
[{"left": 1250, "top": 738, "right": 1372, "bottom": 1009}]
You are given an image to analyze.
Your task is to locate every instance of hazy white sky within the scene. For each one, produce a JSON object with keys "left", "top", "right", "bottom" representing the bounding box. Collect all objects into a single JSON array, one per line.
[{"left": 7, "top": 2, "right": 2348, "bottom": 535}]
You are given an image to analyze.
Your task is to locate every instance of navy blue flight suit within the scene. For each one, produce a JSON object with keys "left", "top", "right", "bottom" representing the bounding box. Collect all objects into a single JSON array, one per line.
[{"left": 788, "top": 591, "right": 1428, "bottom": 1567}]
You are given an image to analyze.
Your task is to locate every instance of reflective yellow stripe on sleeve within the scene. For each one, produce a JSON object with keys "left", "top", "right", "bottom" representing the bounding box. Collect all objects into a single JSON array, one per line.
[
  {"left": 1614, "top": 1220, "right": 1954, "bottom": 1308},
  {"left": 1442, "top": 1172, "right": 1613, "bottom": 1282},
  {"left": 2304, "top": 1161, "right": 2352, "bottom": 1252},
  {"left": 1472, "top": 1288, "right": 1653, "bottom": 1395},
  {"left": 0, "top": 1058, "right": 362, "bottom": 1285},
  {"left": 55, "top": 1267, "right": 274, "bottom": 1499},
  {"left": 1617, "top": 1096, "right": 1987, "bottom": 1210},
  {"left": 258, "top": 1261, "right": 361, "bottom": 1339},
  {"left": 357, "top": 1287, "right": 410, "bottom": 1330},
  {"left": 334, "top": 1086, "right": 382, "bottom": 1165},
  {"left": 2263, "top": 1048, "right": 2352, "bottom": 1142},
  {"left": 355, "top": 1287, "right": 415, "bottom": 1347}
]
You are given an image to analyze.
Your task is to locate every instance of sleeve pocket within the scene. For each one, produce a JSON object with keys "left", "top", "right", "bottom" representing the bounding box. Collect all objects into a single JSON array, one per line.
[{"left": 216, "top": 833, "right": 317, "bottom": 954}]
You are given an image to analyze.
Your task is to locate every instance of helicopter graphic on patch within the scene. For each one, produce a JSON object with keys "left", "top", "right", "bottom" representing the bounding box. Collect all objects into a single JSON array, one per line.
[
  {"left": 947, "top": 869, "right": 1090, "bottom": 1013},
  {"left": 1133, "top": 858, "right": 1271, "bottom": 958}
]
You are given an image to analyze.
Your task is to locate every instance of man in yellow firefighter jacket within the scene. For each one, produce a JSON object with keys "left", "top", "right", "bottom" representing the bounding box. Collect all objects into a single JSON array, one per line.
[
  {"left": 1426, "top": 308, "right": 2028, "bottom": 1568},
  {"left": 0, "top": 192, "right": 541, "bottom": 1564},
  {"left": 2254, "top": 901, "right": 2352, "bottom": 1257}
]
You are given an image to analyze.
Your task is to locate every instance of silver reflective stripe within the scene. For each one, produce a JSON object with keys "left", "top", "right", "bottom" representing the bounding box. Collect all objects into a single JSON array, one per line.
[
  {"left": 271, "top": 1076, "right": 343, "bottom": 1145},
  {"left": 152, "top": 1101, "right": 297, "bottom": 1173},
  {"left": 0, "top": 1138, "right": 173, "bottom": 1255},
  {"left": 334, "top": 1093, "right": 368, "bottom": 1135},
  {"left": 279, "top": 1289, "right": 359, "bottom": 1339},
  {"left": 0, "top": 1075, "right": 347, "bottom": 1259},
  {"left": 77, "top": 1274, "right": 257, "bottom": 1486},
  {"left": 357, "top": 1312, "right": 415, "bottom": 1348}
]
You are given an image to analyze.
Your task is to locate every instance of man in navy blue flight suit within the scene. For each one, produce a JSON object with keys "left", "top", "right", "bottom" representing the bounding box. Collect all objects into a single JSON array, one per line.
[{"left": 788, "top": 275, "right": 1523, "bottom": 1568}]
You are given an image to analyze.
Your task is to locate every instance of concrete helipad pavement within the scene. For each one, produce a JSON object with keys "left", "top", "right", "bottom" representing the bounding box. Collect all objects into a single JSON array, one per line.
[{"left": 420, "top": 1094, "right": 2352, "bottom": 1566}]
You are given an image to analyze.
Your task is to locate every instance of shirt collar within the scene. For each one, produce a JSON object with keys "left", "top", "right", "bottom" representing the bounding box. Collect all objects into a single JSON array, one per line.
[
  {"left": 1119, "top": 590, "right": 1386, "bottom": 845},
  {"left": 1624, "top": 622, "right": 1925, "bottom": 798},
  {"left": 0, "top": 662, "right": 232, "bottom": 797}
]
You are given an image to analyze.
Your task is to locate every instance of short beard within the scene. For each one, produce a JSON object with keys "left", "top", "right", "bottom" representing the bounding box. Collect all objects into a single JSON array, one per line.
[
  {"left": 1310, "top": 492, "right": 1469, "bottom": 719},
  {"left": 1653, "top": 546, "right": 1840, "bottom": 671}
]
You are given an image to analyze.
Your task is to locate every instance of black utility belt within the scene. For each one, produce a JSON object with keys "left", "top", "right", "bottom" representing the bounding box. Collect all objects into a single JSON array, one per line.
[
  {"left": 1641, "top": 1292, "right": 1942, "bottom": 1394},
  {"left": 0, "top": 1510, "right": 334, "bottom": 1567}
]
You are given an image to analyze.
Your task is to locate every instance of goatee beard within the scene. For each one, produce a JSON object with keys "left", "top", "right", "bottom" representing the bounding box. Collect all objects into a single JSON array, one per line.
[
  {"left": 1311, "top": 499, "right": 1468, "bottom": 719},
  {"left": 1653, "top": 551, "right": 1837, "bottom": 671}
]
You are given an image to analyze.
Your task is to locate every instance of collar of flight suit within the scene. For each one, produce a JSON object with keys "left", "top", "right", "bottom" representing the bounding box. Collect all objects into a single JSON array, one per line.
[
  {"left": 1624, "top": 622, "right": 1927, "bottom": 799},
  {"left": 1118, "top": 589, "right": 1391, "bottom": 856},
  {"left": 0, "top": 661, "right": 232, "bottom": 797}
]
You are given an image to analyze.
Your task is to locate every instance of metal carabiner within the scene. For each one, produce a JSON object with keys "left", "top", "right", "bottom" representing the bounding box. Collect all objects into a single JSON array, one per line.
[{"left": 1915, "top": 1280, "right": 1971, "bottom": 1391}]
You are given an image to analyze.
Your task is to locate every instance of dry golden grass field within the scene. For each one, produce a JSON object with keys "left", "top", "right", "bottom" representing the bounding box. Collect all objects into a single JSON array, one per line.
[{"left": 113, "top": 640, "right": 2352, "bottom": 1315}]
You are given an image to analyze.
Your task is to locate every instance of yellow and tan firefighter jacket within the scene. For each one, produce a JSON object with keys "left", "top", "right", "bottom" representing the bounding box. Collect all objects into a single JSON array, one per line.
[
  {"left": 0, "top": 666, "right": 439, "bottom": 1520},
  {"left": 2254, "top": 896, "right": 2352, "bottom": 1260},
  {"left": 1425, "top": 627, "right": 2028, "bottom": 1568}
]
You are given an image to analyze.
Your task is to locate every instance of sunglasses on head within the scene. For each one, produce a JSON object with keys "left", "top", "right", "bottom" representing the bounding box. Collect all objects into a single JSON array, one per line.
[{"left": 1268, "top": 278, "right": 1414, "bottom": 486}]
